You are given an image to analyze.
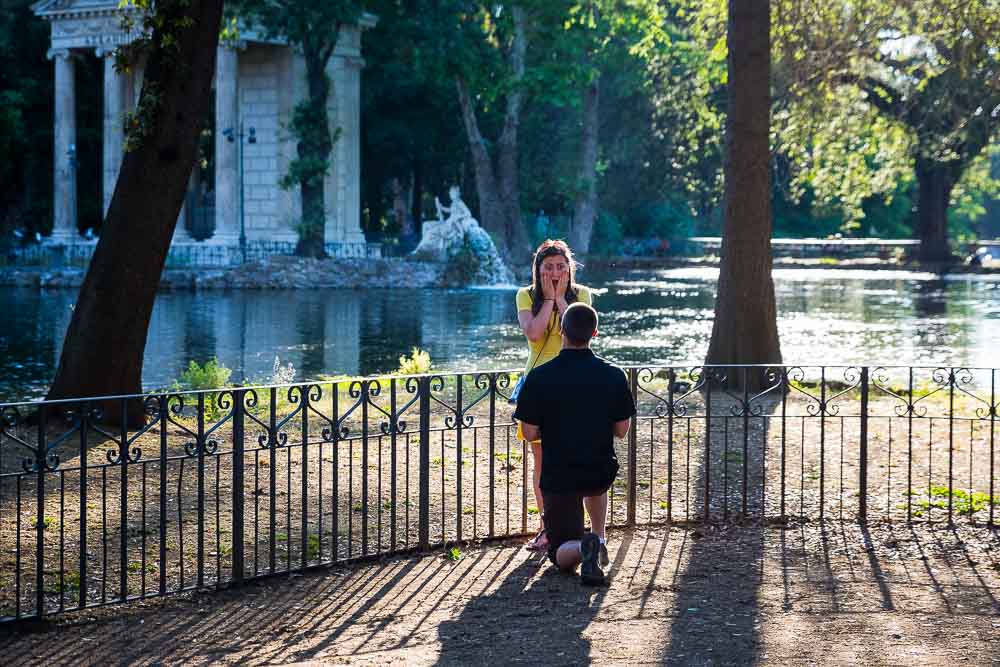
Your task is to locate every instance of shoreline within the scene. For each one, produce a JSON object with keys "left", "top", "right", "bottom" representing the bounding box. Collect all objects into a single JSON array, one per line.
[{"left": 1, "top": 254, "right": 997, "bottom": 291}]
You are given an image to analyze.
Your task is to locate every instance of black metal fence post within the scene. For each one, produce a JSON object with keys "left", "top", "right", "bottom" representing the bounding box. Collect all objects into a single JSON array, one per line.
[
  {"left": 35, "top": 404, "right": 47, "bottom": 618},
  {"left": 232, "top": 388, "right": 246, "bottom": 583},
  {"left": 418, "top": 377, "right": 431, "bottom": 550},
  {"left": 666, "top": 368, "right": 675, "bottom": 524},
  {"left": 301, "top": 386, "right": 310, "bottom": 567},
  {"left": 859, "top": 367, "right": 869, "bottom": 523},
  {"left": 627, "top": 368, "right": 638, "bottom": 526}
]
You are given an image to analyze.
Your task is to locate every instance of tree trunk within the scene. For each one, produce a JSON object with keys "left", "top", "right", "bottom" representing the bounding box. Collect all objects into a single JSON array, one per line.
[
  {"left": 391, "top": 177, "right": 413, "bottom": 237},
  {"left": 915, "top": 157, "right": 957, "bottom": 264},
  {"left": 411, "top": 158, "right": 424, "bottom": 235},
  {"left": 570, "top": 74, "right": 600, "bottom": 254},
  {"left": 496, "top": 3, "right": 530, "bottom": 262},
  {"left": 456, "top": 75, "right": 508, "bottom": 253},
  {"left": 295, "top": 49, "right": 334, "bottom": 258},
  {"left": 704, "top": 0, "right": 782, "bottom": 391},
  {"left": 46, "top": 0, "right": 225, "bottom": 425}
]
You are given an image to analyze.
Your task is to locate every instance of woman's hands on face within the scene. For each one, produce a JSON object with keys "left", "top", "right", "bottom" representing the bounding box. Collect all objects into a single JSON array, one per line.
[
  {"left": 541, "top": 272, "right": 557, "bottom": 299},
  {"left": 555, "top": 273, "right": 569, "bottom": 297},
  {"left": 554, "top": 273, "right": 569, "bottom": 312}
]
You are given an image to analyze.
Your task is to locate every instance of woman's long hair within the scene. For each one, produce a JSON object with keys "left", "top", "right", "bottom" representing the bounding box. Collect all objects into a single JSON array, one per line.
[{"left": 529, "top": 239, "right": 580, "bottom": 316}]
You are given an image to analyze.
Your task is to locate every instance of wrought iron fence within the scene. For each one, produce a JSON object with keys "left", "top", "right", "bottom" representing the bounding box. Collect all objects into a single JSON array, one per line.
[{"left": 1, "top": 364, "right": 997, "bottom": 622}]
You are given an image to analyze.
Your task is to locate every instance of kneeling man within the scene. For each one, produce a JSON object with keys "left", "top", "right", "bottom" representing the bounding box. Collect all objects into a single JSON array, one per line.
[{"left": 513, "top": 302, "right": 635, "bottom": 585}]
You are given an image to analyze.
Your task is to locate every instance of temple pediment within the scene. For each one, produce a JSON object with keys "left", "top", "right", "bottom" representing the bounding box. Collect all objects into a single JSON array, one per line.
[
  {"left": 32, "top": 0, "right": 130, "bottom": 19},
  {"left": 33, "top": 0, "right": 141, "bottom": 52}
]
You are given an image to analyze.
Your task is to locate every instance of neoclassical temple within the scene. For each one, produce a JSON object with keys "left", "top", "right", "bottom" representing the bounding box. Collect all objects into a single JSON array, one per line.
[{"left": 32, "top": 0, "right": 377, "bottom": 263}]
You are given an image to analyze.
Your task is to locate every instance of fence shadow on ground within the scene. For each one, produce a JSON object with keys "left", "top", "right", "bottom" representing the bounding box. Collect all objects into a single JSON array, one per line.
[{"left": 0, "top": 523, "right": 998, "bottom": 665}]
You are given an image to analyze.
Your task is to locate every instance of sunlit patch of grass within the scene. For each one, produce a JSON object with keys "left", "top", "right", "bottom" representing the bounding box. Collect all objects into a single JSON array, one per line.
[{"left": 902, "top": 486, "right": 1000, "bottom": 515}]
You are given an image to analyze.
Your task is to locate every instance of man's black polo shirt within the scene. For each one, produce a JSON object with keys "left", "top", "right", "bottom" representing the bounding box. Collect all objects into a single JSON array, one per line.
[{"left": 512, "top": 348, "right": 636, "bottom": 494}]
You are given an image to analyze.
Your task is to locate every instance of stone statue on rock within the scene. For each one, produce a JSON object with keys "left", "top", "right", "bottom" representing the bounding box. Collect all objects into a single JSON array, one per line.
[{"left": 412, "top": 186, "right": 514, "bottom": 286}]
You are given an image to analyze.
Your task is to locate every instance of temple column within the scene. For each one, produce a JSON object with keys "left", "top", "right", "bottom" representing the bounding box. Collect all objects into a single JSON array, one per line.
[
  {"left": 274, "top": 48, "right": 305, "bottom": 245},
  {"left": 212, "top": 43, "right": 240, "bottom": 245},
  {"left": 322, "top": 56, "right": 343, "bottom": 248},
  {"left": 99, "top": 48, "right": 125, "bottom": 221},
  {"left": 48, "top": 48, "right": 78, "bottom": 243},
  {"left": 339, "top": 56, "right": 366, "bottom": 247}
]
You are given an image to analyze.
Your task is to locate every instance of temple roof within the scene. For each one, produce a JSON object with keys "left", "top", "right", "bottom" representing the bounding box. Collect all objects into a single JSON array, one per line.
[{"left": 31, "top": 0, "right": 126, "bottom": 19}]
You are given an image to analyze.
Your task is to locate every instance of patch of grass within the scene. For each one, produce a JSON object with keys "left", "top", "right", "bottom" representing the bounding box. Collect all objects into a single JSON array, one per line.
[
  {"left": 446, "top": 546, "right": 463, "bottom": 561},
  {"left": 462, "top": 506, "right": 475, "bottom": 515},
  {"left": 905, "top": 486, "right": 1000, "bottom": 514},
  {"left": 306, "top": 534, "right": 321, "bottom": 560},
  {"left": 527, "top": 506, "right": 539, "bottom": 516},
  {"left": 63, "top": 571, "right": 80, "bottom": 593},
  {"left": 659, "top": 501, "right": 670, "bottom": 510},
  {"left": 493, "top": 452, "right": 522, "bottom": 471},
  {"left": 33, "top": 516, "right": 56, "bottom": 531}
]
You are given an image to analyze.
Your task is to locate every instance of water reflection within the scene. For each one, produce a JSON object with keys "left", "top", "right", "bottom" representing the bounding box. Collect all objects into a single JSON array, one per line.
[{"left": 2, "top": 267, "right": 999, "bottom": 402}]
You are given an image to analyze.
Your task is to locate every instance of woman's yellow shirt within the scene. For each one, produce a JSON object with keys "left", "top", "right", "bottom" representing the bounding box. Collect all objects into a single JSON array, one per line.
[{"left": 515, "top": 284, "right": 593, "bottom": 374}]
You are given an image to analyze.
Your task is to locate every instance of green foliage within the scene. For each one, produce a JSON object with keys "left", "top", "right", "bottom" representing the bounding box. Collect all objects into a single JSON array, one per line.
[
  {"left": 437, "top": 232, "right": 495, "bottom": 286},
  {"left": 905, "top": 486, "right": 1000, "bottom": 515},
  {"left": 397, "top": 348, "right": 432, "bottom": 376},
  {"left": 306, "top": 534, "right": 321, "bottom": 560},
  {"left": 33, "top": 516, "right": 56, "bottom": 531},
  {"left": 589, "top": 211, "right": 624, "bottom": 255},
  {"left": 446, "top": 546, "right": 463, "bottom": 561},
  {"left": 177, "top": 357, "right": 233, "bottom": 419},
  {"left": 178, "top": 357, "right": 233, "bottom": 391},
  {"left": 0, "top": 0, "right": 54, "bottom": 241}
]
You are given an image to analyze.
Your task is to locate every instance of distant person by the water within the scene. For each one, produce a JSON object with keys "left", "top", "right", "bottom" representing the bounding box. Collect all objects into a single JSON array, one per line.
[
  {"left": 513, "top": 239, "right": 593, "bottom": 552},
  {"left": 513, "top": 302, "right": 635, "bottom": 585}
]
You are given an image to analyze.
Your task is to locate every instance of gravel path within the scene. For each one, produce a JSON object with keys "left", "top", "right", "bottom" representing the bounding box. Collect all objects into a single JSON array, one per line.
[{"left": 3, "top": 521, "right": 999, "bottom": 665}]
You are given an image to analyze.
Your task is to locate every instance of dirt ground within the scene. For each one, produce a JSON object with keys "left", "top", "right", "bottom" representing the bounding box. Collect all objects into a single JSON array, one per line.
[{"left": 2, "top": 520, "right": 998, "bottom": 666}]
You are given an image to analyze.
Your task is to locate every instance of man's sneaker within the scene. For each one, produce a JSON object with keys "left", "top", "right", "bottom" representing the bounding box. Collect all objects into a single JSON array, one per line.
[
  {"left": 580, "top": 533, "right": 606, "bottom": 586},
  {"left": 599, "top": 541, "right": 609, "bottom": 567}
]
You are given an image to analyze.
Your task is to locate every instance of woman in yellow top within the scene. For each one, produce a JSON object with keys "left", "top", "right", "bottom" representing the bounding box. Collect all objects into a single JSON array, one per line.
[{"left": 515, "top": 239, "right": 593, "bottom": 551}]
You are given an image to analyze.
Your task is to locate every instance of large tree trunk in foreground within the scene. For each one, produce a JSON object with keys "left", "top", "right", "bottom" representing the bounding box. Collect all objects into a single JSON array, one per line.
[
  {"left": 570, "top": 73, "right": 600, "bottom": 254},
  {"left": 47, "top": 0, "right": 225, "bottom": 424},
  {"left": 915, "top": 157, "right": 957, "bottom": 264},
  {"left": 705, "top": 0, "right": 782, "bottom": 390}
]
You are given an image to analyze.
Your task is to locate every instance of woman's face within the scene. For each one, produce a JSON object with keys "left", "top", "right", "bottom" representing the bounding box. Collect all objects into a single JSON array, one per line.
[{"left": 539, "top": 254, "right": 569, "bottom": 290}]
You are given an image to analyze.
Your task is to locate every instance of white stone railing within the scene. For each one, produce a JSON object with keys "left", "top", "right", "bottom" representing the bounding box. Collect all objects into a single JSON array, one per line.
[{"left": 0, "top": 240, "right": 383, "bottom": 269}]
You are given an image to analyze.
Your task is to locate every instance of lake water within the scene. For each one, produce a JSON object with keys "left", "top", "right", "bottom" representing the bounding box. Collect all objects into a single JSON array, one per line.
[{"left": 2, "top": 267, "right": 999, "bottom": 402}]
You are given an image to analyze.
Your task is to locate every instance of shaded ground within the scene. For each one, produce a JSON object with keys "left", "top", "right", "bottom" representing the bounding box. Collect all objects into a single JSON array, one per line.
[{"left": 2, "top": 521, "right": 999, "bottom": 665}]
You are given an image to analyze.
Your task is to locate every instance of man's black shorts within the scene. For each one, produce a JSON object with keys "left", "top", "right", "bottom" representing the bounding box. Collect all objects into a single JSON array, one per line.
[{"left": 543, "top": 483, "right": 612, "bottom": 566}]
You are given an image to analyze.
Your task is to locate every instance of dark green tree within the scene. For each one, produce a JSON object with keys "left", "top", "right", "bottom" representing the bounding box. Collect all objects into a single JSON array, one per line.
[{"left": 775, "top": 0, "right": 1000, "bottom": 262}]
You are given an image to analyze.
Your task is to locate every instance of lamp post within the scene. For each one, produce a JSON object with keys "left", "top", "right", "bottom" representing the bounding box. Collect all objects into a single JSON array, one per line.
[
  {"left": 67, "top": 142, "right": 78, "bottom": 239},
  {"left": 223, "top": 123, "right": 256, "bottom": 264}
]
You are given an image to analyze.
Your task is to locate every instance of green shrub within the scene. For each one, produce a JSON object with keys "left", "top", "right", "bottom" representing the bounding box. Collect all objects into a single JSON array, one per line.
[
  {"left": 177, "top": 358, "right": 233, "bottom": 419},
  {"left": 397, "top": 347, "right": 431, "bottom": 375},
  {"left": 179, "top": 357, "right": 232, "bottom": 390}
]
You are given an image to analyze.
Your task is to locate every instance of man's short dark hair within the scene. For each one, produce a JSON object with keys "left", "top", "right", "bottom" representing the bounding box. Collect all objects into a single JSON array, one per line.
[{"left": 562, "top": 302, "right": 598, "bottom": 345}]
